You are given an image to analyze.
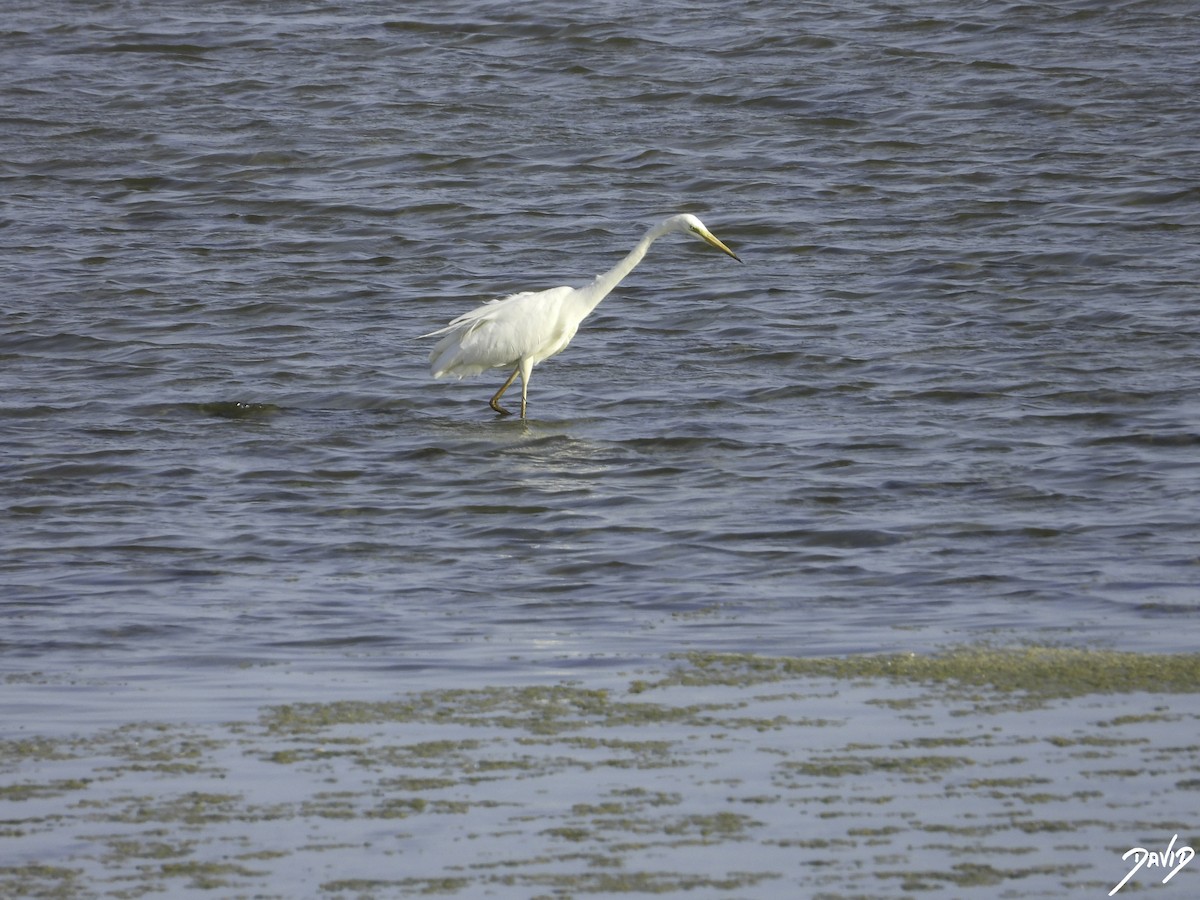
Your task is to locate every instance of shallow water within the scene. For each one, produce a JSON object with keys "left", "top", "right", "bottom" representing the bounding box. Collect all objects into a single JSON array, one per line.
[
  {"left": 3, "top": 0, "right": 1199, "bottom": 724},
  {"left": 4, "top": 3, "right": 1200, "bottom": 896},
  {"left": 5, "top": 650, "right": 1200, "bottom": 899}
]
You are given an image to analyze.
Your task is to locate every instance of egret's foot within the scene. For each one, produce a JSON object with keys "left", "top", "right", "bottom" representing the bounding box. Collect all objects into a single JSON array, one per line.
[{"left": 490, "top": 399, "right": 512, "bottom": 416}]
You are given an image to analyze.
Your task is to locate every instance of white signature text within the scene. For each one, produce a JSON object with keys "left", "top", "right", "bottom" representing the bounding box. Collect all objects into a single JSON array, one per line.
[{"left": 1110, "top": 833, "right": 1194, "bottom": 896}]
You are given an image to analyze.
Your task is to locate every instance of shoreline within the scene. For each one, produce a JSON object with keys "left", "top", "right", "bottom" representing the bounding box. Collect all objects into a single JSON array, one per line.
[{"left": 3, "top": 645, "right": 1198, "bottom": 898}]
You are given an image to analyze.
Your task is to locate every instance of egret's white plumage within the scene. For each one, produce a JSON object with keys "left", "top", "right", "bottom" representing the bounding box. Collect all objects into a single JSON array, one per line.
[{"left": 421, "top": 213, "right": 740, "bottom": 418}]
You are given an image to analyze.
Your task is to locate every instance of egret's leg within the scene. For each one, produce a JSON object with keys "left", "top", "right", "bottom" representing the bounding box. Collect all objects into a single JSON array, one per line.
[
  {"left": 490, "top": 367, "right": 520, "bottom": 416},
  {"left": 518, "top": 360, "right": 533, "bottom": 419}
]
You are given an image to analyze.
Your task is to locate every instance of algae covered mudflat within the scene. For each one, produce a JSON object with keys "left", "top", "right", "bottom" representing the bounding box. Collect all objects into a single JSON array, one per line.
[{"left": 2, "top": 646, "right": 1198, "bottom": 898}]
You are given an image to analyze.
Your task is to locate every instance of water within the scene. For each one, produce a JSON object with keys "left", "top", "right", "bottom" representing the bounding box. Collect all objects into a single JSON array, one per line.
[{"left": 3, "top": 0, "right": 1199, "bottom": 725}]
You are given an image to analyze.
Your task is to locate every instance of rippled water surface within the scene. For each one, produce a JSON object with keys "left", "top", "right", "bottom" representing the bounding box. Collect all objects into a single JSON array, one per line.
[{"left": 3, "top": 0, "right": 1199, "bottom": 726}]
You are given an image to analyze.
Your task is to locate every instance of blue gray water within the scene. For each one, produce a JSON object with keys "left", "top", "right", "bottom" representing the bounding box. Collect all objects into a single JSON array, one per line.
[{"left": 3, "top": 0, "right": 1199, "bottom": 726}]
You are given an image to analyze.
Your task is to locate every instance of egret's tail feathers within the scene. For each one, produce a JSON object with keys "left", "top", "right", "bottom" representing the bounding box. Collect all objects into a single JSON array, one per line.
[
  {"left": 428, "top": 330, "right": 494, "bottom": 380},
  {"left": 419, "top": 323, "right": 455, "bottom": 340}
]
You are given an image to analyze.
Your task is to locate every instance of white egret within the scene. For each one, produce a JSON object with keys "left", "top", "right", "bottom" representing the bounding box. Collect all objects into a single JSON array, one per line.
[{"left": 421, "top": 213, "right": 741, "bottom": 418}]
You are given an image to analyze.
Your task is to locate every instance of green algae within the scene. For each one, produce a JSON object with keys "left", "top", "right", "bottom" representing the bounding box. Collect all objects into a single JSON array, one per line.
[
  {"left": 258, "top": 683, "right": 773, "bottom": 740},
  {"left": 661, "top": 811, "right": 759, "bottom": 838},
  {"left": 490, "top": 870, "right": 779, "bottom": 893},
  {"left": 784, "top": 754, "right": 974, "bottom": 780},
  {"left": 100, "top": 836, "right": 195, "bottom": 861},
  {"left": 670, "top": 645, "right": 1200, "bottom": 698},
  {"left": 1046, "top": 734, "right": 1150, "bottom": 748},
  {"left": 3, "top": 644, "right": 1199, "bottom": 898},
  {"left": 156, "top": 860, "right": 267, "bottom": 889},
  {"left": 322, "top": 876, "right": 471, "bottom": 894},
  {"left": 0, "top": 739, "right": 74, "bottom": 765},
  {"left": 0, "top": 779, "right": 91, "bottom": 801},
  {"left": 0, "top": 865, "right": 87, "bottom": 900},
  {"left": 377, "top": 775, "right": 458, "bottom": 791},
  {"left": 879, "top": 860, "right": 1076, "bottom": 889}
]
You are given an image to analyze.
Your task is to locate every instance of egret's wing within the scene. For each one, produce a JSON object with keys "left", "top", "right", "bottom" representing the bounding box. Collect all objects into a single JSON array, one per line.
[
  {"left": 419, "top": 290, "right": 537, "bottom": 338},
  {"left": 424, "top": 287, "right": 575, "bottom": 378}
]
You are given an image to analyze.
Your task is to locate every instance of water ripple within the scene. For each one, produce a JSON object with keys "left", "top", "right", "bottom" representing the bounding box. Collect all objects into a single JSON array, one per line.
[{"left": 1, "top": 0, "right": 1198, "bottom": 721}]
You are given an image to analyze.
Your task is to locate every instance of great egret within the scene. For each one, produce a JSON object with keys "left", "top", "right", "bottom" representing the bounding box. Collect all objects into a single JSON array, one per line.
[{"left": 421, "top": 213, "right": 741, "bottom": 418}]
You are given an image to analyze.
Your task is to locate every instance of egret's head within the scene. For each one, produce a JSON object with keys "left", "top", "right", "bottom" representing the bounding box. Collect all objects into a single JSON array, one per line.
[{"left": 673, "top": 213, "right": 741, "bottom": 263}]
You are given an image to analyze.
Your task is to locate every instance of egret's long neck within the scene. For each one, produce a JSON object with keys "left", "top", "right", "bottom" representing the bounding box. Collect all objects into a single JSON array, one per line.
[{"left": 577, "top": 227, "right": 662, "bottom": 317}]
